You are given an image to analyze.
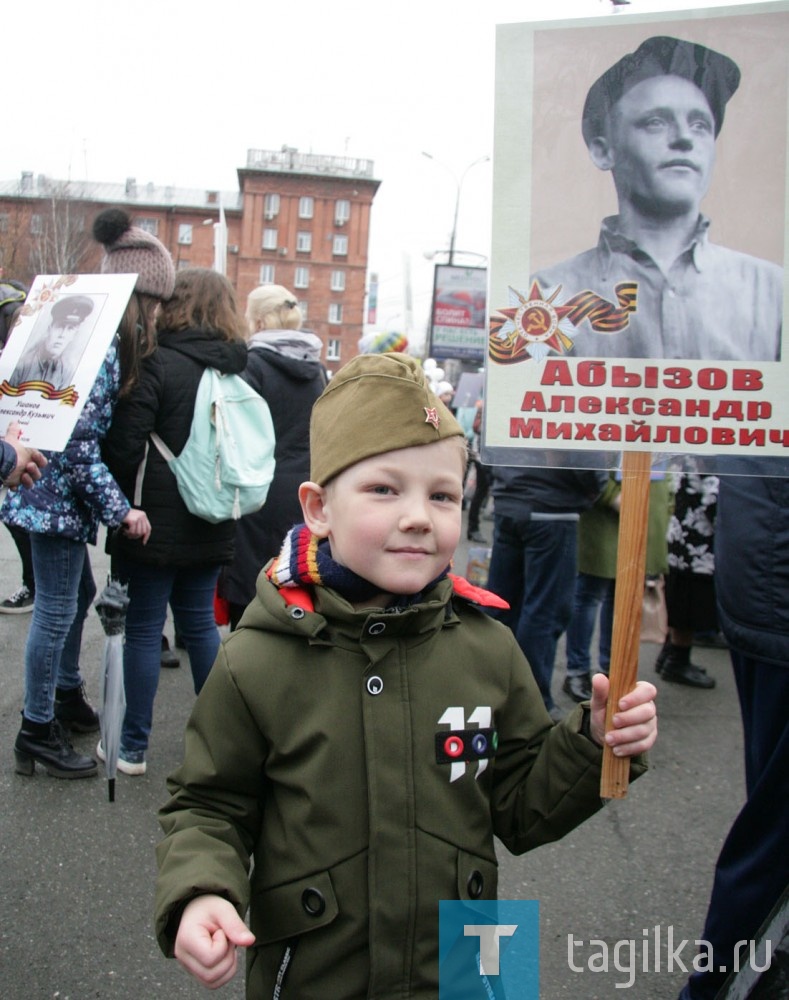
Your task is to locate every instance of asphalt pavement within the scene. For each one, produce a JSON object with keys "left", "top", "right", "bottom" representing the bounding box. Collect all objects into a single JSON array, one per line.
[{"left": 0, "top": 518, "right": 744, "bottom": 999}]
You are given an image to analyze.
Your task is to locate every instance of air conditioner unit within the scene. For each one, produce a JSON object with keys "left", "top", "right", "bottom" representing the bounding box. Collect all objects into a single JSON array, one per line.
[
  {"left": 335, "top": 218, "right": 346, "bottom": 227},
  {"left": 278, "top": 247, "right": 288, "bottom": 256},
  {"left": 264, "top": 211, "right": 276, "bottom": 220},
  {"left": 228, "top": 244, "right": 239, "bottom": 254}
]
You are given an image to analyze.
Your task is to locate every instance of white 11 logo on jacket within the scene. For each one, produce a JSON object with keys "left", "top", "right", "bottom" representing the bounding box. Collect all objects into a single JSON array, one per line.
[{"left": 437, "top": 706, "right": 494, "bottom": 783}]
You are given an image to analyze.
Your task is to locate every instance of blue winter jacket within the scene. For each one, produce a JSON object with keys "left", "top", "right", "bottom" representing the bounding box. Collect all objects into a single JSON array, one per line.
[{"left": 0, "top": 339, "right": 130, "bottom": 544}]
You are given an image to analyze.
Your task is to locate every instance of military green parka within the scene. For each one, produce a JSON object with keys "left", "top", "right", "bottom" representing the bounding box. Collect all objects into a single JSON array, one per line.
[{"left": 155, "top": 572, "right": 646, "bottom": 999}]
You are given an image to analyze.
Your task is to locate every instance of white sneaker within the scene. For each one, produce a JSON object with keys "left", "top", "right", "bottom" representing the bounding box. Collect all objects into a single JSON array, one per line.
[
  {"left": 96, "top": 740, "right": 147, "bottom": 776},
  {"left": 0, "top": 585, "right": 34, "bottom": 614}
]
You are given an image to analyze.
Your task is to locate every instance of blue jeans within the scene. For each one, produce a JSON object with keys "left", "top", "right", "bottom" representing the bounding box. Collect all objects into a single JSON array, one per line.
[
  {"left": 24, "top": 535, "right": 96, "bottom": 723},
  {"left": 565, "top": 573, "right": 614, "bottom": 677},
  {"left": 119, "top": 560, "right": 222, "bottom": 754},
  {"left": 485, "top": 513, "right": 578, "bottom": 711}
]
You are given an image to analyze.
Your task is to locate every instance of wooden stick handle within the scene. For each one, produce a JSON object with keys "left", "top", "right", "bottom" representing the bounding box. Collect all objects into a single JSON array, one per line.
[{"left": 600, "top": 450, "right": 652, "bottom": 799}]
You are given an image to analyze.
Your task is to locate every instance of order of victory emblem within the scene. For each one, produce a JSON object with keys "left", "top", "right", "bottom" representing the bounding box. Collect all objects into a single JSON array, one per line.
[{"left": 489, "top": 279, "right": 637, "bottom": 365}]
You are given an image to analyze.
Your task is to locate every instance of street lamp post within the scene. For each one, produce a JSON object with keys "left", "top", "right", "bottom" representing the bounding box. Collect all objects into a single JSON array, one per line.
[
  {"left": 421, "top": 152, "right": 490, "bottom": 266},
  {"left": 423, "top": 249, "right": 488, "bottom": 267}
]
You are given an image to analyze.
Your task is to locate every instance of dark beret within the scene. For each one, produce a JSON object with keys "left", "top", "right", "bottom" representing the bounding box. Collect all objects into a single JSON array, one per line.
[
  {"left": 582, "top": 35, "right": 741, "bottom": 145},
  {"left": 51, "top": 295, "right": 94, "bottom": 322}
]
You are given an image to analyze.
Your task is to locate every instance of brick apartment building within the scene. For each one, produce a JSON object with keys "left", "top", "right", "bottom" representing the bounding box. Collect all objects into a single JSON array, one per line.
[{"left": 0, "top": 147, "right": 381, "bottom": 375}]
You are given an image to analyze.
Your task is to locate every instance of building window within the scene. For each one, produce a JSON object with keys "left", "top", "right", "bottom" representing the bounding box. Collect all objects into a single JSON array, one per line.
[
  {"left": 335, "top": 199, "right": 350, "bottom": 225},
  {"left": 329, "top": 303, "right": 343, "bottom": 324},
  {"left": 0, "top": 213, "right": 9, "bottom": 233},
  {"left": 333, "top": 234, "right": 348, "bottom": 256},
  {"left": 136, "top": 217, "right": 159, "bottom": 235},
  {"left": 262, "top": 227, "right": 277, "bottom": 250},
  {"left": 298, "top": 196, "right": 314, "bottom": 219},
  {"left": 30, "top": 214, "right": 42, "bottom": 235},
  {"left": 264, "top": 193, "right": 280, "bottom": 220},
  {"left": 330, "top": 270, "right": 346, "bottom": 292},
  {"left": 259, "top": 264, "right": 276, "bottom": 284},
  {"left": 294, "top": 266, "right": 310, "bottom": 289},
  {"left": 327, "top": 338, "right": 341, "bottom": 361},
  {"left": 296, "top": 231, "right": 312, "bottom": 253},
  {"left": 178, "top": 223, "right": 193, "bottom": 245},
  {"left": 298, "top": 299, "right": 308, "bottom": 320}
]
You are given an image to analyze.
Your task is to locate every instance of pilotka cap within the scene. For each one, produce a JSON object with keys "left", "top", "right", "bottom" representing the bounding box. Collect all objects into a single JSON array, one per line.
[
  {"left": 582, "top": 35, "right": 741, "bottom": 146},
  {"left": 309, "top": 353, "right": 465, "bottom": 486}
]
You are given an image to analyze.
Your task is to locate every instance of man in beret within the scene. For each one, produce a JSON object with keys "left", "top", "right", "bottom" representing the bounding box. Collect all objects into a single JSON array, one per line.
[
  {"left": 10, "top": 294, "right": 94, "bottom": 388},
  {"left": 530, "top": 35, "right": 782, "bottom": 362}
]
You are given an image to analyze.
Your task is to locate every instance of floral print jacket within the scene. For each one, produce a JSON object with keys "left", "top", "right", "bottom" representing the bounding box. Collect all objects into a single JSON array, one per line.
[{"left": 0, "top": 340, "right": 131, "bottom": 544}]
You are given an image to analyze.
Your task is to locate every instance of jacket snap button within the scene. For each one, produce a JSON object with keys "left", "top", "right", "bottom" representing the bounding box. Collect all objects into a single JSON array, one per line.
[
  {"left": 366, "top": 675, "right": 384, "bottom": 695},
  {"left": 289, "top": 607, "right": 306, "bottom": 620},
  {"left": 301, "top": 887, "right": 326, "bottom": 916},
  {"left": 368, "top": 622, "right": 386, "bottom": 635},
  {"left": 467, "top": 870, "right": 484, "bottom": 899}
]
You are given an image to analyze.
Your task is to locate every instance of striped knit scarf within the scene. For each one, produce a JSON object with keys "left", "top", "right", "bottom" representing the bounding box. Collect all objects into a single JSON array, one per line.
[{"left": 268, "top": 523, "right": 448, "bottom": 606}]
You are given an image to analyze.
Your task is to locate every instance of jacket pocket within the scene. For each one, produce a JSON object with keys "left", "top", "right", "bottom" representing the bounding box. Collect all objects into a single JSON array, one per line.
[{"left": 250, "top": 869, "right": 339, "bottom": 945}]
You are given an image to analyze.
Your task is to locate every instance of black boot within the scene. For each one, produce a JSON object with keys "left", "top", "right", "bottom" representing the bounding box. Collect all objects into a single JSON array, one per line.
[
  {"left": 54, "top": 683, "right": 100, "bottom": 733},
  {"left": 14, "top": 717, "right": 98, "bottom": 778},
  {"left": 661, "top": 645, "right": 716, "bottom": 689},
  {"left": 654, "top": 638, "right": 671, "bottom": 675},
  {"left": 160, "top": 634, "right": 180, "bottom": 669}
]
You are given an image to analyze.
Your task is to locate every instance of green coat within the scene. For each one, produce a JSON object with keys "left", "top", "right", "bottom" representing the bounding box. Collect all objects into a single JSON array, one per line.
[
  {"left": 155, "top": 574, "right": 647, "bottom": 999},
  {"left": 577, "top": 475, "right": 670, "bottom": 579}
]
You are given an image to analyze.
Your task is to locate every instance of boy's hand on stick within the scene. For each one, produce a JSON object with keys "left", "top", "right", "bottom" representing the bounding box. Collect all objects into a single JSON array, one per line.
[{"left": 589, "top": 673, "right": 657, "bottom": 756}]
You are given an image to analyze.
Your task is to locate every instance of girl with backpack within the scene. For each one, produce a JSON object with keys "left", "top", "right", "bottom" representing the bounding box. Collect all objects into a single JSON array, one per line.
[{"left": 102, "top": 268, "right": 248, "bottom": 775}]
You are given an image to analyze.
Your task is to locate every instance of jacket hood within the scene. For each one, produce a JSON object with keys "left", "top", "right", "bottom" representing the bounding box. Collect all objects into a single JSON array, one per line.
[
  {"left": 158, "top": 327, "right": 248, "bottom": 375},
  {"left": 248, "top": 330, "right": 324, "bottom": 380}
]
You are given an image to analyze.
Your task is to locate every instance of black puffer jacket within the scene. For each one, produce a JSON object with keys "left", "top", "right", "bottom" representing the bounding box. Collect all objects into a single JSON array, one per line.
[
  {"left": 103, "top": 327, "right": 248, "bottom": 568},
  {"left": 218, "top": 335, "right": 326, "bottom": 607}
]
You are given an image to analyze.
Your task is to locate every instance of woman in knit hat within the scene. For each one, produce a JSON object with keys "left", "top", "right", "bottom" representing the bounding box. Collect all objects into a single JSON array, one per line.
[
  {"left": 217, "top": 284, "right": 326, "bottom": 629},
  {"left": 102, "top": 268, "right": 249, "bottom": 775},
  {"left": 3, "top": 206, "right": 169, "bottom": 780}
]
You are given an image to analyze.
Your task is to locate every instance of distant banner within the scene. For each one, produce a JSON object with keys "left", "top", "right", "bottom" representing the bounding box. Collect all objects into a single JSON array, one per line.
[
  {"left": 367, "top": 271, "right": 378, "bottom": 325},
  {"left": 429, "top": 264, "right": 488, "bottom": 361}
]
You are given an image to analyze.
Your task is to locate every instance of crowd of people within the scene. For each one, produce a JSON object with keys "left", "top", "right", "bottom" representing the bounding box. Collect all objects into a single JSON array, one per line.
[{"left": 0, "top": 201, "right": 783, "bottom": 998}]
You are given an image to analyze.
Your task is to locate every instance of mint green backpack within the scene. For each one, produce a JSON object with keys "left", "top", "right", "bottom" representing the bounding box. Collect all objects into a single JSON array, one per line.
[{"left": 138, "top": 369, "right": 276, "bottom": 523}]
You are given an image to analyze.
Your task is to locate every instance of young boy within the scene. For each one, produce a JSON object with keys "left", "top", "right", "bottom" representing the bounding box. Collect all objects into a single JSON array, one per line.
[{"left": 154, "top": 353, "right": 657, "bottom": 998}]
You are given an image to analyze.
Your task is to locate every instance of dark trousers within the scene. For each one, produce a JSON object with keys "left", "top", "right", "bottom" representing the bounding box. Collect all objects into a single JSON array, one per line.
[
  {"left": 681, "top": 653, "right": 789, "bottom": 999},
  {"left": 5, "top": 523, "right": 34, "bottom": 593},
  {"left": 485, "top": 513, "right": 578, "bottom": 711},
  {"left": 467, "top": 462, "right": 492, "bottom": 534}
]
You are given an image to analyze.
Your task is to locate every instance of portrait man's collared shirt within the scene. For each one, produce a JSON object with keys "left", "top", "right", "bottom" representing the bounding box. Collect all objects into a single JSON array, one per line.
[
  {"left": 10, "top": 352, "right": 68, "bottom": 388},
  {"left": 532, "top": 215, "right": 783, "bottom": 361}
]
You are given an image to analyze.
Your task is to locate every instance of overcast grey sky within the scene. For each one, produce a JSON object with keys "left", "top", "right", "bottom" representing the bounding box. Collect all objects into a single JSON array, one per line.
[{"left": 4, "top": 0, "right": 766, "bottom": 351}]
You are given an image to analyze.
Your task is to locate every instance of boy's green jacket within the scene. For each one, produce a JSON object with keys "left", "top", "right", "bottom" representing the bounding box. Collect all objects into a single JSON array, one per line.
[{"left": 155, "top": 572, "right": 647, "bottom": 999}]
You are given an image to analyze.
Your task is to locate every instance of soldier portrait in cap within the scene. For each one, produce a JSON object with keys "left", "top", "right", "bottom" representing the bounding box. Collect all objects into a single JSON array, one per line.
[
  {"left": 490, "top": 13, "right": 787, "bottom": 366},
  {"left": 9, "top": 294, "right": 96, "bottom": 390}
]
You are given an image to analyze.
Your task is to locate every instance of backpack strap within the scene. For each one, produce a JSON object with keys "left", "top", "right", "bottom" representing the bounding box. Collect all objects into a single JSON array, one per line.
[
  {"left": 134, "top": 440, "right": 150, "bottom": 507},
  {"left": 149, "top": 431, "right": 176, "bottom": 463}
]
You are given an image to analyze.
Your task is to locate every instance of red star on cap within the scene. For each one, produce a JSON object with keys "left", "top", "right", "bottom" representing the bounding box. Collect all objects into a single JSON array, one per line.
[{"left": 424, "top": 407, "right": 440, "bottom": 428}]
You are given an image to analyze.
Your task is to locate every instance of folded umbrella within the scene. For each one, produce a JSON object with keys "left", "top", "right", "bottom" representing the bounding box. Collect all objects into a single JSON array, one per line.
[{"left": 94, "top": 577, "right": 129, "bottom": 802}]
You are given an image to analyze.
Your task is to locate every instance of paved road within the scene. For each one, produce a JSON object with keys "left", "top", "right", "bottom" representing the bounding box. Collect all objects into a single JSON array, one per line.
[{"left": 0, "top": 521, "right": 743, "bottom": 999}]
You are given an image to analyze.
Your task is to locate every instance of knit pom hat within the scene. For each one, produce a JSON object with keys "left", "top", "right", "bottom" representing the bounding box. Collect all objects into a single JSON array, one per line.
[
  {"left": 357, "top": 330, "right": 409, "bottom": 355},
  {"left": 310, "top": 353, "right": 464, "bottom": 486},
  {"left": 92, "top": 207, "right": 176, "bottom": 300}
]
